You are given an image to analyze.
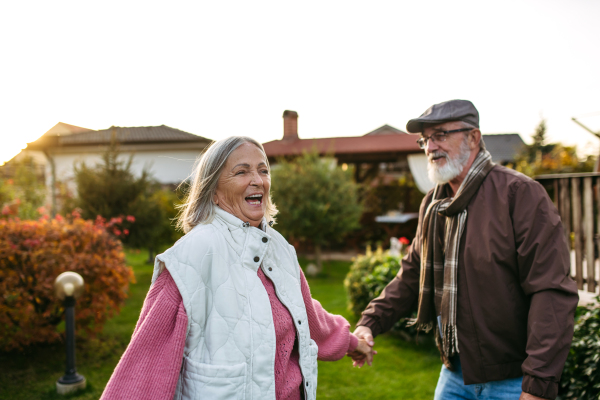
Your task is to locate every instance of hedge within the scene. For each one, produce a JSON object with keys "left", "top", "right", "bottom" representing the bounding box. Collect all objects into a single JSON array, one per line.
[
  {"left": 344, "top": 243, "right": 426, "bottom": 341},
  {"left": 0, "top": 213, "right": 134, "bottom": 351},
  {"left": 558, "top": 299, "right": 600, "bottom": 399}
]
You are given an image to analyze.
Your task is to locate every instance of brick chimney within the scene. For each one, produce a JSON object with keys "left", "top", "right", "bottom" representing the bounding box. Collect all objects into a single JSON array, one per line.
[{"left": 282, "top": 110, "right": 299, "bottom": 141}]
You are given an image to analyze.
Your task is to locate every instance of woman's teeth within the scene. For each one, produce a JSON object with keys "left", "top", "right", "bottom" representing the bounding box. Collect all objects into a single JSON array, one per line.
[{"left": 245, "top": 195, "right": 262, "bottom": 205}]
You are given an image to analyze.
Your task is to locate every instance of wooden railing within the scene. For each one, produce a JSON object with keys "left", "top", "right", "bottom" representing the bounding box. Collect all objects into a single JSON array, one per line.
[{"left": 536, "top": 172, "right": 600, "bottom": 294}]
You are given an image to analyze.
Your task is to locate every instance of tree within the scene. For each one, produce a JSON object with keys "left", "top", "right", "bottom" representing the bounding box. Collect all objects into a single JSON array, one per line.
[
  {"left": 533, "top": 118, "right": 547, "bottom": 148},
  {"left": 271, "top": 152, "right": 363, "bottom": 271},
  {"left": 72, "top": 138, "right": 181, "bottom": 260},
  {"left": 511, "top": 119, "right": 596, "bottom": 177},
  {"left": 127, "top": 186, "right": 183, "bottom": 261},
  {"left": 0, "top": 156, "right": 45, "bottom": 220}
]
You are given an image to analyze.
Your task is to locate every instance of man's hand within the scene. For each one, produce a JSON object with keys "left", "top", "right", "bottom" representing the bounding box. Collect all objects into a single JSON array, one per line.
[
  {"left": 519, "top": 392, "right": 545, "bottom": 400},
  {"left": 347, "top": 326, "right": 376, "bottom": 367},
  {"left": 353, "top": 326, "right": 374, "bottom": 346}
]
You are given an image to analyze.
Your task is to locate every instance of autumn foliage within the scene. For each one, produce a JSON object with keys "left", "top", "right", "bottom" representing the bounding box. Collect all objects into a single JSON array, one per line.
[{"left": 0, "top": 213, "right": 134, "bottom": 351}]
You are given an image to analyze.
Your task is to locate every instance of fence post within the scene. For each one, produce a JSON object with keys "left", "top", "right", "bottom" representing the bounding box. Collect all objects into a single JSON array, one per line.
[
  {"left": 571, "top": 178, "right": 584, "bottom": 290},
  {"left": 597, "top": 180, "right": 600, "bottom": 292},
  {"left": 583, "top": 177, "right": 596, "bottom": 292},
  {"left": 559, "top": 178, "right": 571, "bottom": 244}
]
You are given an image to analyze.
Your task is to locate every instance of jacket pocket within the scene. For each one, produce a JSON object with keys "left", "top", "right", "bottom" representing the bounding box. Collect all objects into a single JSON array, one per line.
[{"left": 181, "top": 357, "right": 246, "bottom": 400}]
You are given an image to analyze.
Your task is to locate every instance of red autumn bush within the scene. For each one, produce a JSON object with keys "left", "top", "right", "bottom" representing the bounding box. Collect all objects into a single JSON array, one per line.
[{"left": 0, "top": 214, "right": 134, "bottom": 351}]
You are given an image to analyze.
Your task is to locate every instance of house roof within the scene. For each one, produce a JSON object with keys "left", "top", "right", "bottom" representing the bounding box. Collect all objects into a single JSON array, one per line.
[
  {"left": 59, "top": 125, "right": 209, "bottom": 145},
  {"left": 364, "top": 124, "right": 408, "bottom": 135},
  {"left": 482, "top": 133, "right": 525, "bottom": 163},
  {"left": 27, "top": 124, "right": 210, "bottom": 150},
  {"left": 43, "top": 122, "right": 93, "bottom": 137},
  {"left": 263, "top": 124, "right": 526, "bottom": 164},
  {"left": 264, "top": 134, "right": 420, "bottom": 156},
  {"left": 263, "top": 124, "right": 421, "bottom": 162}
]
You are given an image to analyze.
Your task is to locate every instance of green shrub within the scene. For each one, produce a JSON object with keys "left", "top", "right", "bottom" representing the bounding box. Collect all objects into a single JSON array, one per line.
[
  {"left": 345, "top": 246, "right": 398, "bottom": 316},
  {"left": 558, "top": 299, "right": 600, "bottom": 400},
  {"left": 0, "top": 213, "right": 134, "bottom": 351},
  {"left": 344, "top": 245, "right": 427, "bottom": 341}
]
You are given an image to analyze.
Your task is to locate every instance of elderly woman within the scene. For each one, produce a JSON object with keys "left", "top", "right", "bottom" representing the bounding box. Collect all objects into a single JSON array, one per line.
[{"left": 101, "top": 136, "right": 374, "bottom": 400}]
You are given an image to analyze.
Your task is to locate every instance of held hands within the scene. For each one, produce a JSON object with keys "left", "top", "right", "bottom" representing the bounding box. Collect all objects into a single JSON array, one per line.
[
  {"left": 346, "top": 326, "right": 377, "bottom": 368},
  {"left": 349, "top": 338, "right": 377, "bottom": 367}
]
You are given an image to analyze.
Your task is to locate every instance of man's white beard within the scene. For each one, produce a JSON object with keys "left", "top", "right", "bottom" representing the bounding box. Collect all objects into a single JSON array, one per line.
[{"left": 427, "top": 139, "right": 471, "bottom": 184}]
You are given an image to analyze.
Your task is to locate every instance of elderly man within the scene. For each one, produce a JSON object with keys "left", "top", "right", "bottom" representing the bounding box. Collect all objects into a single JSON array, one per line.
[{"left": 352, "top": 100, "right": 578, "bottom": 399}]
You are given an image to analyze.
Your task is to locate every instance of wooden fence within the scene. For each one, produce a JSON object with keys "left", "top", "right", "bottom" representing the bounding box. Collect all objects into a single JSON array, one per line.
[{"left": 536, "top": 172, "right": 600, "bottom": 294}]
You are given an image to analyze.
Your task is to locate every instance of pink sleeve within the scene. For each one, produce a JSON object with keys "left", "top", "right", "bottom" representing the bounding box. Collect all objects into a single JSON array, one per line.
[
  {"left": 300, "top": 268, "right": 359, "bottom": 361},
  {"left": 101, "top": 270, "right": 188, "bottom": 400}
]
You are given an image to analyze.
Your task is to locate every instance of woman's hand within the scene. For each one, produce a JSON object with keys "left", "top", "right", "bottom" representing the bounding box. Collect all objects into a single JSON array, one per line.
[{"left": 346, "top": 338, "right": 377, "bottom": 368}]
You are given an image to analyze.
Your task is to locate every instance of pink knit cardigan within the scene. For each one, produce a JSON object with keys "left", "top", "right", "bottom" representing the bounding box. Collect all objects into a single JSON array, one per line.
[{"left": 101, "top": 268, "right": 358, "bottom": 400}]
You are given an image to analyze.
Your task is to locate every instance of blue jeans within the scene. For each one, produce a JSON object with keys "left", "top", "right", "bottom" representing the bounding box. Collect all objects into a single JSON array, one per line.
[{"left": 434, "top": 358, "right": 523, "bottom": 400}]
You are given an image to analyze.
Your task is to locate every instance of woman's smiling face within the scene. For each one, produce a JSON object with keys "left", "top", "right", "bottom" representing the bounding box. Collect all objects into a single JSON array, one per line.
[{"left": 214, "top": 142, "right": 271, "bottom": 227}]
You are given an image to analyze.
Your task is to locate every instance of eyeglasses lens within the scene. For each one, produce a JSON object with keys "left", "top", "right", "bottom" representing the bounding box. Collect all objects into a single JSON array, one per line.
[{"left": 417, "top": 132, "right": 450, "bottom": 149}]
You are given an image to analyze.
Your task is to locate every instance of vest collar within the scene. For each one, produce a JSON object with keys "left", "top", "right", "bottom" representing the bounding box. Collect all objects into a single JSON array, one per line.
[
  {"left": 213, "top": 207, "right": 271, "bottom": 271},
  {"left": 214, "top": 206, "right": 268, "bottom": 232}
]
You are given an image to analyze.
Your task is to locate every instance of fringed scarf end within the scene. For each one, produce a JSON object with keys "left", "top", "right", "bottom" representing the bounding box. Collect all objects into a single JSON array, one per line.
[
  {"left": 407, "top": 320, "right": 434, "bottom": 333},
  {"left": 441, "top": 323, "right": 459, "bottom": 358}
]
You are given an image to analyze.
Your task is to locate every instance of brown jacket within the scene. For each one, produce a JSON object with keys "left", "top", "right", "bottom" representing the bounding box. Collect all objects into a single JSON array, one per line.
[{"left": 357, "top": 165, "right": 578, "bottom": 399}]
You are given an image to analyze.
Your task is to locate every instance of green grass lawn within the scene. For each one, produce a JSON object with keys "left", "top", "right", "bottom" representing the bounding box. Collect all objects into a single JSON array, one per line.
[
  {"left": 301, "top": 258, "right": 441, "bottom": 399},
  {"left": 0, "top": 251, "right": 441, "bottom": 399}
]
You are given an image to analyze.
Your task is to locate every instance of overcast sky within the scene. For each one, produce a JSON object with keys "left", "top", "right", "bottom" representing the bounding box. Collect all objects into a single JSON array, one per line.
[{"left": 1, "top": 0, "right": 599, "bottom": 164}]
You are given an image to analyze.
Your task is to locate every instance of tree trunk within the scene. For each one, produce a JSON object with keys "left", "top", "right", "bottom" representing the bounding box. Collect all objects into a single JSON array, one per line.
[
  {"left": 314, "top": 243, "right": 322, "bottom": 272},
  {"left": 147, "top": 246, "right": 156, "bottom": 264},
  {"left": 43, "top": 150, "right": 57, "bottom": 217}
]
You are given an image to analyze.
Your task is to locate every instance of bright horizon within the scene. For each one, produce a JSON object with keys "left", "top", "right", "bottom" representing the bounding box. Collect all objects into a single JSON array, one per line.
[{"left": 1, "top": 0, "right": 599, "bottom": 165}]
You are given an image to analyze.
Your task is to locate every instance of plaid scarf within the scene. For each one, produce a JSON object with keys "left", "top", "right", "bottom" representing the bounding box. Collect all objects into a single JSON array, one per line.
[{"left": 412, "top": 150, "right": 494, "bottom": 363}]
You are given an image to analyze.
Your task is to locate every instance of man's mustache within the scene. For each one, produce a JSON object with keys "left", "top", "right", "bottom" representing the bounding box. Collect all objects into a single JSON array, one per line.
[{"left": 428, "top": 151, "right": 448, "bottom": 162}]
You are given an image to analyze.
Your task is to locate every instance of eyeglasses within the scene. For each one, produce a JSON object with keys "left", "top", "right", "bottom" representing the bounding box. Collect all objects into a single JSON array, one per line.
[{"left": 416, "top": 128, "right": 473, "bottom": 149}]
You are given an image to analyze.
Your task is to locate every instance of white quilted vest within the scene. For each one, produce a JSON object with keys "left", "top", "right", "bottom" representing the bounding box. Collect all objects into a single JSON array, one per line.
[{"left": 152, "top": 207, "right": 318, "bottom": 400}]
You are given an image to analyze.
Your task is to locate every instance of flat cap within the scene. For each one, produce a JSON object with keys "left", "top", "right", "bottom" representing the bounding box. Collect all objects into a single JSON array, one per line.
[{"left": 406, "top": 99, "right": 479, "bottom": 133}]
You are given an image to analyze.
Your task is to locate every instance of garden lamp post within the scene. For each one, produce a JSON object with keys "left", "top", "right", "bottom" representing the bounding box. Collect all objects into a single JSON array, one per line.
[{"left": 54, "top": 271, "right": 86, "bottom": 395}]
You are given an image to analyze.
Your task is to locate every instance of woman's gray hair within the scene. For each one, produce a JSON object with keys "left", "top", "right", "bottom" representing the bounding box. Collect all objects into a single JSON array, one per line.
[
  {"left": 176, "top": 136, "right": 277, "bottom": 233},
  {"left": 459, "top": 121, "right": 486, "bottom": 151}
]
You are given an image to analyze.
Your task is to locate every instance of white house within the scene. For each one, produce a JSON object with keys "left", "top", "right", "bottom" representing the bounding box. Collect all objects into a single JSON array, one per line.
[{"left": 24, "top": 123, "right": 212, "bottom": 212}]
